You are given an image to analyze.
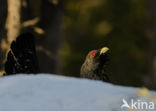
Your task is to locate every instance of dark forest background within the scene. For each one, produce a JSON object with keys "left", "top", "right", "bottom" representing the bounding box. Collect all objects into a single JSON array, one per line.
[{"left": 0, "top": 0, "right": 156, "bottom": 89}]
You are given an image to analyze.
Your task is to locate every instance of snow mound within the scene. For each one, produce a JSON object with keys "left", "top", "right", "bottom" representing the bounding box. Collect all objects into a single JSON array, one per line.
[{"left": 0, "top": 74, "right": 155, "bottom": 111}]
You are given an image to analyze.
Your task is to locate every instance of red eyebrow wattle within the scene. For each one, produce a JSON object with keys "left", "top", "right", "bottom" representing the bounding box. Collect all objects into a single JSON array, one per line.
[{"left": 90, "top": 52, "right": 96, "bottom": 58}]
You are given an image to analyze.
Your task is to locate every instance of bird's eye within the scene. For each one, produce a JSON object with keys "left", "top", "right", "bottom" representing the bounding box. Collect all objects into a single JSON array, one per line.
[{"left": 90, "top": 52, "right": 96, "bottom": 58}]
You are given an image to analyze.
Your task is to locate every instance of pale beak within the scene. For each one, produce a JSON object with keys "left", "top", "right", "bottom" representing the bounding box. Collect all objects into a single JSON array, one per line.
[{"left": 100, "top": 47, "right": 109, "bottom": 55}]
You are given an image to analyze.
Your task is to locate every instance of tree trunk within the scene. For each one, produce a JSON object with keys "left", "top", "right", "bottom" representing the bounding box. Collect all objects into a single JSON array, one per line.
[
  {"left": 0, "top": 0, "right": 7, "bottom": 75},
  {"left": 0, "top": 0, "right": 21, "bottom": 76},
  {"left": 5, "top": 0, "right": 21, "bottom": 44},
  {"left": 145, "top": 0, "right": 156, "bottom": 89},
  {"left": 36, "top": 0, "right": 63, "bottom": 74}
]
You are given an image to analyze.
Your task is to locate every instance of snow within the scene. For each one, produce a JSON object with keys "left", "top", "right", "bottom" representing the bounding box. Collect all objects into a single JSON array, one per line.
[{"left": 0, "top": 74, "right": 156, "bottom": 111}]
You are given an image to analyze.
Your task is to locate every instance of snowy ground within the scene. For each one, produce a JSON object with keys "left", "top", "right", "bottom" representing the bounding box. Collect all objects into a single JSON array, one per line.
[{"left": 0, "top": 74, "right": 156, "bottom": 111}]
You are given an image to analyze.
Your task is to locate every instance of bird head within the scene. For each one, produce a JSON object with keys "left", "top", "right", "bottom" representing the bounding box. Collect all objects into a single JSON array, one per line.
[
  {"left": 88, "top": 47, "right": 109, "bottom": 65},
  {"left": 80, "top": 47, "right": 110, "bottom": 76}
]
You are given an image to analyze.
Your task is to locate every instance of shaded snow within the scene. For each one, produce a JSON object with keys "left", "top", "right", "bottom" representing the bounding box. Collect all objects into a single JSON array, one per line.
[{"left": 0, "top": 74, "right": 155, "bottom": 111}]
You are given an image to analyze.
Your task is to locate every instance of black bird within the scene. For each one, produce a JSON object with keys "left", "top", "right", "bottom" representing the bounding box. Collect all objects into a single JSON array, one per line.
[
  {"left": 4, "top": 33, "right": 39, "bottom": 75},
  {"left": 4, "top": 33, "right": 110, "bottom": 82},
  {"left": 80, "top": 47, "right": 110, "bottom": 82}
]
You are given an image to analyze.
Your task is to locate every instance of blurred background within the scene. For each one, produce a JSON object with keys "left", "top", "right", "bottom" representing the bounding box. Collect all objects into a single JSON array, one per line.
[{"left": 0, "top": 0, "right": 156, "bottom": 89}]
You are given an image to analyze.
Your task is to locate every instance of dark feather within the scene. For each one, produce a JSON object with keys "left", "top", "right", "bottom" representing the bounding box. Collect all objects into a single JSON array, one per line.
[{"left": 4, "top": 33, "right": 39, "bottom": 75}]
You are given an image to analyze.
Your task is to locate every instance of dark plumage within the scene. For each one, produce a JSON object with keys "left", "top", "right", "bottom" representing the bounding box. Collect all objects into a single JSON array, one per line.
[
  {"left": 4, "top": 33, "right": 39, "bottom": 75},
  {"left": 80, "top": 47, "right": 110, "bottom": 82},
  {"left": 3, "top": 33, "right": 110, "bottom": 82}
]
